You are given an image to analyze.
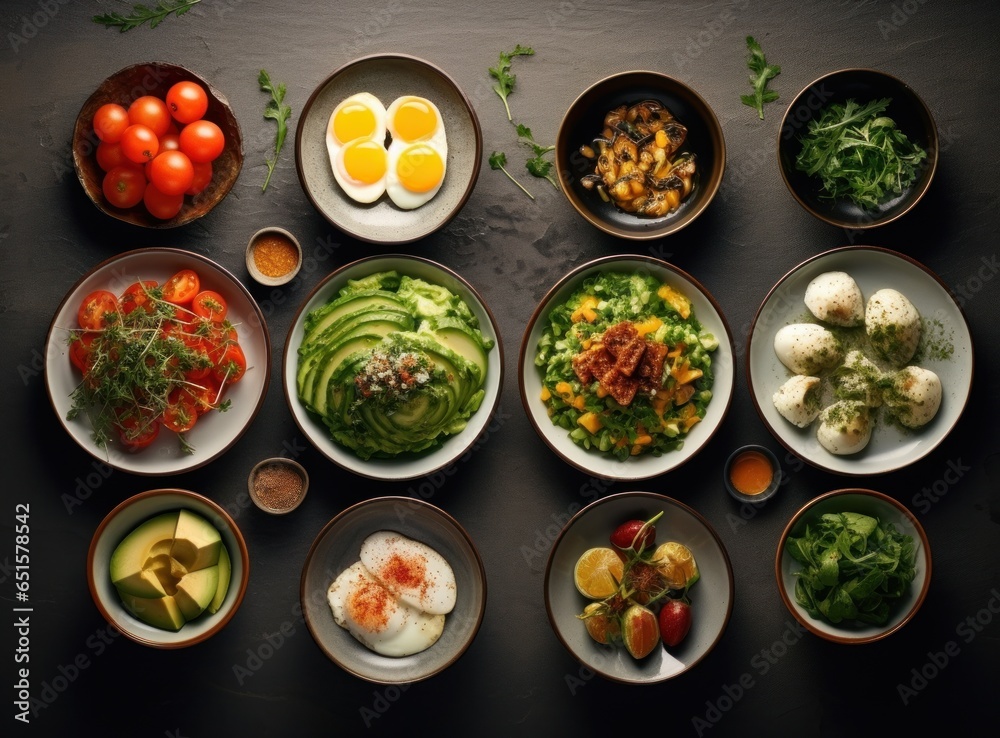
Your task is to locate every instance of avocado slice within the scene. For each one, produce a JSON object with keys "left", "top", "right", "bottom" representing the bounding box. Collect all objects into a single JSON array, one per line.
[
  {"left": 174, "top": 565, "right": 220, "bottom": 621},
  {"left": 207, "top": 545, "right": 231, "bottom": 615},
  {"left": 110, "top": 511, "right": 180, "bottom": 598},
  {"left": 117, "top": 589, "right": 186, "bottom": 632},
  {"left": 169, "top": 510, "right": 221, "bottom": 572}
]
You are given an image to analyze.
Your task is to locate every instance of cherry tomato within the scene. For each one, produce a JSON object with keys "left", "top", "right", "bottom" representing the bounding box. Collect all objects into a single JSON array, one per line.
[
  {"left": 77, "top": 290, "right": 118, "bottom": 330},
  {"left": 120, "top": 124, "right": 159, "bottom": 164},
  {"left": 162, "top": 269, "right": 201, "bottom": 305},
  {"left": 183, "top": 342, "right": 213, "bottom": 381},
  {"left": 191, "top": 290, "right": 228, "bottom": 321},
  {"left": 128, "top": 95, "right": 171, "bottom": 137},
  {"left": 92, "top": 103, "right": 130, "bottom": 143},
  {"left": 211, "top": 342, "right": 247, "bottom": 385},
  {"left": 161, "top": 389, "right": 198, "bottom": 433},
  {"left": 166, "top": 81, "right": 209, "bottom": 124},
  {"left": 183, "top": 377, "right": 222, "bottom": 415},
  {"left": 119, "top": 280, "right": 158, "bottom": 315},
  {"left": 179, "top": 119, "right": 225, "bottom": 163},
  {"left": 69, "top": 332, "right": 98, "bottom": 372},
  {"left": 117, "top": 414, "right": 160, "bottom": 450},
  {"left": 96, "top": 141, "right": 130, "bottom": 172},
  {"left": 143, "top": 184, "right": 185, "bottom": 220},
  {"left": 186, "top": 160, "right": 213, "bottom": 196},
  {"left": 149, "top": 150, "right": 195, "bottom": 196},
  {"left": 102, "top": 165, "right": 147, "bottom": 209}
]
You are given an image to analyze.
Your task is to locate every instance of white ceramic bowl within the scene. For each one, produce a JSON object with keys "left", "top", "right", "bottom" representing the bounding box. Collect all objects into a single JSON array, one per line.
[
  {"left": 300, "top": 497, "right": 486, "bottom": 683},
  {"left": 775, "top": 488, "right": 931, "bottom": 644},
  {"left": 283, "top": 254, "right": 503, "bottom": 481},
  {"left": 545, "top": 491, "right": 734, "bottom": 683},
  {"left": 747, "top": 245, "right": 973, "bottom": 475},
  {"left": 519, "top": 255, "right": 735, "bottom": 481},
  {"left": 44, "top": 248, "right": 271, "bottom": 475},
  {"left": 87, "top": 488, "right": 250, "bottom": 648}
]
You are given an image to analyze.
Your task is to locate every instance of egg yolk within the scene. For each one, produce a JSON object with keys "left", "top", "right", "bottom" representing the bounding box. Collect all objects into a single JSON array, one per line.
[
  {"left": 332, "top": 102, "right": 378, "bottom": 144},
  {"left": 342, "top": 139, "right": 387, "bottom": 184},
  {"left": 395, "top": 144, "right": 444, "bottom": 193},
  {"left": 392, "top": 99, "right": 438, "bottom": 142}
]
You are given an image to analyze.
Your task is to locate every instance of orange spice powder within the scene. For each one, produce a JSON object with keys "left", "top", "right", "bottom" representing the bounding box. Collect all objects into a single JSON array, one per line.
[
  {"left": 730, "top": 451, "right": 774, "bottom": 496},
  {"left": 253, "top": 233, "right": 298, "bottom": 278}
]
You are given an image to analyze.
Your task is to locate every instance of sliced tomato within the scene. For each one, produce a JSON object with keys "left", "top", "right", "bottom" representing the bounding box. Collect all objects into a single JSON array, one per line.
[
  {"left": 162, "top": 269, "right": 201, "bottom": 306},
  {"left": 201, "top": 320, "right": 238, "bottom": 363},
  {"left": 69, "top": 332, "right": 98, "bottom": 373},
  {"left": 119, "top": 280, "right": 159, "bottom": 315},
  {"left": 117, "top": 414, "right": 160, "bottom": 450},
  {"left": 211, "top": 342, "right": 247, "bottom": 385},
  {"left": 77, "top": 290, "right": 118, "bottom": 330},
  {"left": 191, "top": 290, "right": 228, "bottom": 321},
  {"left": 183, "top": 377, "right": 222, "bottom": 415},
  {"left": 162, "top": 389, "right": 198, "bottom": 433}
]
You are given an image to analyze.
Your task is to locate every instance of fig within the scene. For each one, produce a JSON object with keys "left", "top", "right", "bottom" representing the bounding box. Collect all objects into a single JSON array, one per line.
[
  {"left": 620, "top": 603, "right": 659, "bottom": 659},
  {"left": 580, "top": 602, "right": 621, "bottom": 645},
  {"left": 659, "top": 599, "right": 692, "bottom": 648},
  {"left": 610, "top": 511, "right": 663, "bottom": 554}
]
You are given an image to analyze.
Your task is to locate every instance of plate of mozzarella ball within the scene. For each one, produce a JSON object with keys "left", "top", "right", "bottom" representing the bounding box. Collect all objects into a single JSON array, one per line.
[{"left": 747, "top": 246, "right": 973, "bottom": 475}]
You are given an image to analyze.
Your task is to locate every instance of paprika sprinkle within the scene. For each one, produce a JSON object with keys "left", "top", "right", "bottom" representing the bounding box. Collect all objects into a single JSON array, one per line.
[{"left": 247, "top": 227, "right": 302, "bottom": 285}]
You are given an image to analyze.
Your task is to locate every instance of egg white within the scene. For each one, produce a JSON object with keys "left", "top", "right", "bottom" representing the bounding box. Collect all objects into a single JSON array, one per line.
[
  {"left": 804, "top": 271, "right": 864, "bottom": 327},
  {"left": 816, "top": 400, "right": 872, "bottom": 455},
  {"left": 360, "top": 531, "right": 456, "bottom": 615},
  {"left": 772, "top": 375, "right": 822, "bottom": 428},
  {"left": 773, "top": 323, "right": 844, "bottom": 375},
  {"left": 865, "top": 288, "right": 922, "bottom": 366},
  {"left": 326, "top": 92, "right": 388, "bottom": 204},
  {"left": 887, "top": 365, "right": 942, "bottom": 429}
]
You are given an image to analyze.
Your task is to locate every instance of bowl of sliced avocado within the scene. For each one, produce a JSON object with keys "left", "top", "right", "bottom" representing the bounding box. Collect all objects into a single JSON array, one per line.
[{"left": 87, "top": 488, "right": 250, "bottom": 648}]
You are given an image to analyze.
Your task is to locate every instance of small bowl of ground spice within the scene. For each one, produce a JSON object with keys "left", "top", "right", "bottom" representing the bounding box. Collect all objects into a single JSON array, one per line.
[
  {"left": 246, "top": 227, "right": 303, "bottom": 286},
  {"left": 248, "top": 458, "right": 309, "bottom": 514},
  {"left": 724, "top": 445, "right": 781, "bottom": 505}
]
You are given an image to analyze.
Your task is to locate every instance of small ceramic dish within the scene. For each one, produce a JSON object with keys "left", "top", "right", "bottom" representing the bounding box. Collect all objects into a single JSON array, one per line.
[
  {"left": 777, "top": 68, "right": 938, "bottom": 229},
  {"left": 72, "top": 61, "right": 243, "bottom": 229},
  {"left": 87, "top": 488, "right": 250, "bottom": 648},
  {"left": 247, "top": 457, "right": 309, "bottom": 514},
  {"left": 776, "top": 488, "right": 931, "bottom": 644},
  {"left": 724, "top": 445, "right": 781, "bottom": 504},
  {"left": 556, "top": 70, "right": 726, "bottom": 240},
  {"left": 246, "top": 227, "right": 303, "bottom": 286}
]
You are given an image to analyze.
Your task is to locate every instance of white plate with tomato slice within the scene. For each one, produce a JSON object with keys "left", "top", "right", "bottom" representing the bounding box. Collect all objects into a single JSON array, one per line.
[{"left": 45, "top": 248, "right": 270, "bottom": 475}]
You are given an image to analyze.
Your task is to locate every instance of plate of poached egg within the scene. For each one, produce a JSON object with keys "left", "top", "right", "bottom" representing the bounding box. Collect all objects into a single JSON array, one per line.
[
  {"left": 747, "top": 246, "right": 973, "bottom": 475},
  {"left": 295, "top": 54, "right": 482, "bottom": 244}
]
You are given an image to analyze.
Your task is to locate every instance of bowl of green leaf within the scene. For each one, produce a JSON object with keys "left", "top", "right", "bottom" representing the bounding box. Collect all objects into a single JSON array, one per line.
[
  {"left": 777, "top": 69, "right": 938, "bottom": 229},
  {"left": 775, "top": 488, "right": 931, "bottom": 644}
]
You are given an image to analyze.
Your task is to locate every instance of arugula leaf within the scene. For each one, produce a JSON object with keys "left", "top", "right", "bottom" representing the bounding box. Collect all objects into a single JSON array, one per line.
[
  {"left": 489, "top": 151, "right": 534, "bottom": 199},
  {"left": 516, "top": 124, "right": 557, "bottom": 189},
  {"left": 259, "top": 69, "right": 292, "bottom": 193},
  {"left": 93, "top": 0, "right": 201, "bottom": 32},
  {"left": 740, "top": 36, "right": 780, "bottom": 120},
  {"left": 488, "top": 45, "right": 534, "bottom": 121}
]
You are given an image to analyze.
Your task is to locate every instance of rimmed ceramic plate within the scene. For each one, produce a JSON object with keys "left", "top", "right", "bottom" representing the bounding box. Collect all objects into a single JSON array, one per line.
[
  {"left": 282, "top": 254, "right": 503, "bottom": 481},
  {"left": 45, "top": 248, "right": 270, "bottom": 475},
  {"left": 300, "top": 496, "right": 487, "bottom": 684},
  {"left": 544, "top": 491, "right": 734, "bottom": 684},
  {"left": 747, "top": 246, "right": 973, "bottom": 475},
  {"left": 295, "top": 53, "right": 482, "bottom": 244},
  {"left": 519, "top": 255, "right": 735, "bottom": 481}
]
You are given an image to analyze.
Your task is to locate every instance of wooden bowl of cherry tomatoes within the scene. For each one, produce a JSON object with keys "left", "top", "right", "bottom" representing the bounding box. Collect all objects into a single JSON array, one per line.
[{"left": 72, "top": 61, "right": 243, "bottom": 229}]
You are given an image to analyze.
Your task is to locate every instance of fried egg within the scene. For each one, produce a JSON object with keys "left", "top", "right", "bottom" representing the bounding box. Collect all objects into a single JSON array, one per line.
[
  {"left": 773, "top": 323, "right": 844, "bottom": 375},
  {"left": 328, "top": 561, "right": 445, "bottom": 657},
  {"left": 384, "top": 95, "right": 447, "bottom": 209},
  {"left": 360, "top": 531, "right": 456, "bottom": 615},
  {"left": 804, "top": 271, "right": 864, "bottom": 327},
  {"left": 326, "top": 92, "right": 388, "bottom": 204}
]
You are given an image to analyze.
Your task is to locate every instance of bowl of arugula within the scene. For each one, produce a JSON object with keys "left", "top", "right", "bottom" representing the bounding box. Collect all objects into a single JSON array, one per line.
[
  {"left": 776, "top": 488, "right": 931, "bottom": 644},
  {"left": 777, "top": 69, "right": 938, "bottom": 229}
]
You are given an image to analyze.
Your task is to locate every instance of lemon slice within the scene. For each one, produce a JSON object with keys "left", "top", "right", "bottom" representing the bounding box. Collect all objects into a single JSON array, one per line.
[{"left": 573, "top": 547, "right": 623, "bottom": 599}]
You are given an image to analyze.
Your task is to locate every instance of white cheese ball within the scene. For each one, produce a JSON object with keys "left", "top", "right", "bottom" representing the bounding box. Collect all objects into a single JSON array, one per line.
[
  {"left": 774, "top": 323, "right": 844, "bottom": 375},
  {"left": 804, "top": 271, "right": 864, "bottom": 327},
  {"left": 816, "top": 400, "right": 873, "bottom": 455},
  {"left": 772, "top": 375, "right": 822, "bottom": 428},
  {"left": 887, "top": 366, "right": 942, "bottom": 429},
  {"left": 865, "top": 288, "right": 921, "bottom": 366}
]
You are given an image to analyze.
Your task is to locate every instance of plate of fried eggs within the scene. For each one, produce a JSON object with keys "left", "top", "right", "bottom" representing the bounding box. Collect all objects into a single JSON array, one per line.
[
  {"left": 297, "top": 54, "right": 482, "bottom": 244},
  {"left": 747, "top": 246, "right": 974, "bottom": 476},
  {"left": 300, "top": 496, "right": 486, "bottom": 683}
]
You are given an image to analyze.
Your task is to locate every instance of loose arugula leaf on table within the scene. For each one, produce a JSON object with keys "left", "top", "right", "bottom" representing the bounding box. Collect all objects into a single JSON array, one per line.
[
  {"left": 794, "top": 98, "right": 927, "bottom": 209},
  {"left": 489, "top": 151, "right": 534, "bottom": 200},
  {"left": 516, "top": 124, "right": 557, "bottom": 188},
  {"left": 259, "top": 69, "right": 292, "bottom": 193},
  {"left": 93, "top": 0, "right": 202, "bottom": 32},
  {"left": 740, "top": 35, "right": 780, "bottom": 120},
  {"left": 488, "top": 45, "right": 535, "bottom": 121}
]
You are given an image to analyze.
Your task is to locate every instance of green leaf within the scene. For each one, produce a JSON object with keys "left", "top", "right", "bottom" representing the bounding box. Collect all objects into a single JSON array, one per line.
[
  {"left": 92, "top": 0, "right": 202, "bottom": 32},
  {"left": 489, "top": 151, "right": 534, "bottom": 199},
  {"left": 259, "top": 69, "right": 292, "bottom": 193},
  {"left": 488, "top": 45, "right": 535, "bottom": 121},
  {"left": 741, "top": 36, "right": 780, "bottom": 120}
]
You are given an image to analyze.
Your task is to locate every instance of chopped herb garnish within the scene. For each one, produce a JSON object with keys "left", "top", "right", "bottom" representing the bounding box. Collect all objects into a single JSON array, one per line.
[
  {"left": 259, "top": 69, "right": 292, "bottom": 193},
  {"left": 488, "top": 44, "right": 534, "bottom": 121},
  {"left": 516, "top": 124, "right": 557, "bottom": 189}
]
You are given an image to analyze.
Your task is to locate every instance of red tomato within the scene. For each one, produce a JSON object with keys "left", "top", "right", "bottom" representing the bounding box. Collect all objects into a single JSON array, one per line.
[
  {"left": 117, "top": 414, "right": 160, "bottom": 450},
  {"left": 166, "top": 81, "right": 209, "bottom": 124},
  {"left": 102, "top": 165, "right": 147, "bottom": 209},
  {"left": 128, "top": 95, "right": 171, "bottom": 137},
  {"left": 183, "top": 377, "right": 222, "bottom": 415},
  {"left": 96, "top": 141, "right": 129, "bottom": 172},
  {"left": 143, "top": 184, "right": 185, "bottom": 220},
  {"left": 159, "top": 133, "right": 181, "bottom": 152},
  {"left": 77, "top": 290, "right": 118, "bottom": 330},
  {"left": 120, "top": 124, "right": 159, "bottom": 164},
  {"left": 191, "top": 290, "right": 228, "bottom": 321},
  {"left": 186, "top": 160, "right": 213, "bottom": 196},
  {"left": 161, "top": 389, "right": 198, "bottom": 433},
  {"left": 162, "top": 269, "right": 201, "bottom": 305},
  {"left": 212, "top": 342, "right": 247, "bottom": 385},
  {"left": 179, "top": 120, "right": 225, "bottom": 163},
  {"left": 119, "top": 280, "right": 158, "bottom": 315},
  {"left": 69, "top": 332, "right": 98, "bottom": 372},
  {"left": 93, "top": 103, "right": 130, "bottom": 143},
  {"left": 149, "top": 150, "right": 194, "bottom": 196}
]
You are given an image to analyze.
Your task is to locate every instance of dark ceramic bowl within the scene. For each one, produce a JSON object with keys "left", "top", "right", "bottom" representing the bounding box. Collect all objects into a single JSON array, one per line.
[
  {"left": 777, "top": 68, "right": 938, "bottom": 229},
  {"left": 72, "top": 61, "right": 243, "bottom": 229},
  {"left": 556, "top": 71, "right": 726, "bottom": 240},
  {"left": 724, "top": 444, "right": 781, "bottom": 505}
]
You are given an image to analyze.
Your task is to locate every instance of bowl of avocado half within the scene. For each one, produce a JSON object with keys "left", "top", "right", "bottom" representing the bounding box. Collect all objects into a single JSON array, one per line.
[{"left": 87, "top": 488, "right": 250, "bottom": 648}]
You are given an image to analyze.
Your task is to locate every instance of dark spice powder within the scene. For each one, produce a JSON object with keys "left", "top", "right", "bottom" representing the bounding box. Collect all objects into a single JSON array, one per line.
[{"left": 253, "top": 463, "right": 303, "bottom": 510}]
